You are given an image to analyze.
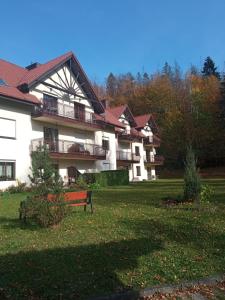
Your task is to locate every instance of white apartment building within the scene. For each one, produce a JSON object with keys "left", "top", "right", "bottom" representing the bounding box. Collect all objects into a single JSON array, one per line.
[{"left": 0, "top": 52, "right": 163, "bottom": 189}]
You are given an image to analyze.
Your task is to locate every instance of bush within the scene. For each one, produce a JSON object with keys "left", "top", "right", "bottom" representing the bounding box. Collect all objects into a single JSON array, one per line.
[
  {"left": 6, "top": 180, "right": 27, "bottom": 194},
  {"left": 83, "top": 169, "right": 129, "bottom": 187},
  {"left": 200, "top": 184, "right": 214, "bottom": 204},
  {"left": 19, "top": 145, "right": 68, "bottom": 228},
  {"left": 183, "top": 146, "right": 201, "bottom": 203},
  {"left": 76, "top": 175, "right": 89, "bottom": 190},
  {"left": 20, "top": 194, "right": 68, "bottom": 227}
]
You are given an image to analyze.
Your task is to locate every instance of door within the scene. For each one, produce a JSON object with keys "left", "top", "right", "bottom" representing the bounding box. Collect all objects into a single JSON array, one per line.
[
  {"left": 67, "top": 166, "right": 80, "bottom": 184},
  {"left": 43, "top": 94, "right": 58, "bottom": 114},
  {"left": 74, "top": 102, "right": 85, "bottom": 121},
  {"left": 44, "top": 127, "right": 59, "bottom": 152}
]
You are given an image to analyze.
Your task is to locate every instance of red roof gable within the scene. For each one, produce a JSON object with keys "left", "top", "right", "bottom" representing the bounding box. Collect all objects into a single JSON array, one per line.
[
  {"left": 18, "top": 52, "right": 73, "bottom": 86},
  {"left": 107, "top": 104, "right": 137, "bottom": 127},
  {"left": 107, "top": 105, "right": 127, "bottom": 119},
  {"left": 0, "top": 52, "right": 103, "bottom": 110},
  {"left": 134, "top": 114, "right": 151, "bottom": 128}
]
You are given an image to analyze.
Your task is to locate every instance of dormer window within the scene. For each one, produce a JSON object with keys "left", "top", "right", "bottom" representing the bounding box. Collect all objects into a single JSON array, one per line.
[{"left": 0, "top": 79, "right": 7, "bottom": 86}]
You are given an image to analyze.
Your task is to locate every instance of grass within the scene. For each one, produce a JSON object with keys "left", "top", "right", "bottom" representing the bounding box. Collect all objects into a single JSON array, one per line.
[{"left": 0, "top": 179, "right": 225, "bottom": 299}]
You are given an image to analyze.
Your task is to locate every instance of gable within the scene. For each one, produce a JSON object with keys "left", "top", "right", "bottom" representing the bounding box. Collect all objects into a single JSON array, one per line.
[
  {"left": 29, "top": 63, "right": 93, "bottom": 110},
  {"left": 19, "top": 53, "right": 104, "bottom": 113}
]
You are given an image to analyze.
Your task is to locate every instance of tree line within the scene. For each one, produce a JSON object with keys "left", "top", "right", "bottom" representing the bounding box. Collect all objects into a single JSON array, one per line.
[{"left": 93, "top": 57, "right": 225, "bottom": 169}]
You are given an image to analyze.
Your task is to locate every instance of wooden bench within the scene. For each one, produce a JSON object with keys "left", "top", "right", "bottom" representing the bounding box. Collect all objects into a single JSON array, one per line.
[
  {"left": 47, "top": 190, "right": 93, "bottom": 213},
  {"left": 19, "top": 190, "right": 93, "bottom": 222}
]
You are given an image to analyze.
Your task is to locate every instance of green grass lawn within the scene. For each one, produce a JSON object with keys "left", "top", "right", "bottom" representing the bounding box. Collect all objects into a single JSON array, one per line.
[{"left": 0, "top": 179, "right": 225, "bottom": 299}]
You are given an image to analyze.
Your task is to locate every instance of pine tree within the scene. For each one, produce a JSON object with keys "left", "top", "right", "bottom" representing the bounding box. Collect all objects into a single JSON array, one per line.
[
  {"left": 106, "top": 72, "right": 117, "bottom": 98},
  {"left": 143, "top": 72, "right": 149, "bottom": 85},
  {"left": 183, "top": 146, "right": 201, "bottom": 204},
  {"left": 162, "top": 62, "right": 173, "bottom": 79},
  {"left": 202, "top": 56, "right": 220, "bottom": 79}
]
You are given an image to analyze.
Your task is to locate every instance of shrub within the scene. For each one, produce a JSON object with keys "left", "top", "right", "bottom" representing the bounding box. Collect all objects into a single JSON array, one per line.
[
  {"left": 21, "top": 194, "right": 68, "bottom": 227},
  {"left": 6, "top": 180, "right": 27, "bottom": 194},
  {"left": 76, "top": 175, "right": 88, "bottom": 190},
  {"left": 183, "top": 146, "right": 201, "bottom": 204},
  {"left": 200, "top": 184, "right": 214, "bottom": 204},
  {"left": 19, "top": 145, "right": 67, "bottom": 227},
  {"left": 83, "top": 169, "right": 129, "bottom": 187}
]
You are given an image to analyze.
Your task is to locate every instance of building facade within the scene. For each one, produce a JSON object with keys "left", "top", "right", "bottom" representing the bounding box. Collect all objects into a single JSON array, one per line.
[{"left": 0, "top": 52, "right": 163, "bottom": 189}]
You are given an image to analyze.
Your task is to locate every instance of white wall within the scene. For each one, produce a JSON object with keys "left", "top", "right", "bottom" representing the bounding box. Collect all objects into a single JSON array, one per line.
[
  {"left": 0, "top": 100, "right": 33, "bottom": 189},
  {"left": 95, "top": 128, "right": 117, "bottom": 171}
]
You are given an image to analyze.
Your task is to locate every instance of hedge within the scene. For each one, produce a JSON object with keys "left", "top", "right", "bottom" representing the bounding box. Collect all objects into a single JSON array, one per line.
[{"left": 82, "top": 169, "right": 129, "bottom": 187}]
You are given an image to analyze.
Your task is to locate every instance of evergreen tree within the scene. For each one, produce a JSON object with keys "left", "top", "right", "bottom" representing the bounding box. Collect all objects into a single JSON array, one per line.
[
  {"left": 143, "top": 72, "right": 149, "bottom": 85},
  {"left": 162, "top": 62, "right": 173, "bottom": 79},
  {"left": 136, "top": 72, "right": 142, "bottom": 84},
  {"left": 183, "top": 146, "right": 201, "bottom": 205},
  {"left": 106, "top": 73, "right": 117, "bottom": 98},
  {"left": 202, "top": 56, "right": 220, "bottom": 79}
]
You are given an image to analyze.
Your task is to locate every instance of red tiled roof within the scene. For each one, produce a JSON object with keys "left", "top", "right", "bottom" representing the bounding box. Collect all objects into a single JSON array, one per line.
[
  {"left": 0, "top": 51, "right": 102, "bottom": 107},
  {"left": 0, "top": 59, "right": 27, "bottom": 86},
  {"left": 18, "top": 52, "right": 73, "bottom": 86},
  {"left": 0, "top": 86, "right": 39, "bottom": 104},
  {"left": 107, "top": 105, "right": 128, "bottom": 119},
  {"left": 134, "top": 114, "right": 151, "bottom": 128},
  {"left": 95, "top": 110, "right": 126, "bottom": 128}
]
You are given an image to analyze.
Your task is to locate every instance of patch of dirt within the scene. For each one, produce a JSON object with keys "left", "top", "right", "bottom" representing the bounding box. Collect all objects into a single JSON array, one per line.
[{"left": 141, "top": 280, "right": 225, "bottom": 299}]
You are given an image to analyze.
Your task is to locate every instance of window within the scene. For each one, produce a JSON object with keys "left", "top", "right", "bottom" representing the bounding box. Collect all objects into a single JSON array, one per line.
[
  {"left": 135, "top": 146, "right": 140, "bottom": 156},
  {"left": 0, "top": 79, "right": 7, "bottom": 86},
  {"left": 0, "top": 161, "right": 15, "bottom": 181},
  {"left": 0, "top": 118, "right": 16, "bottom": 139},
  {"left": 103, "top": 163, "right": 110, "bottom": 171},
  {"left": 102, "top": 138, "right": 109, "bottom": 150},
  {"left": 43, "top": 93, "right": 58, "bottom": 114},
  {"left": 136, "top": 166, "right": 141, "bottom": 176}
]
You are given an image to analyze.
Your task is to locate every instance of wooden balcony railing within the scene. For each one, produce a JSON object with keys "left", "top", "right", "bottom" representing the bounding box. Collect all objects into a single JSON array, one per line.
[
  {"left": 118, "top": 130, "right": 142, "bottom": 141},
  {"left": 31, "top": 138, "right": 106, "bottom": 159},
  {"left": 32, "top": 102, "right": 99, "bottom": 126},
  {"left": 145, "top": 155, "right": 164, "bottom": 165},
  {"left": 116, "top": 150, "right": 140, "bottom": 162},
  {"left": 144, "top": 136, "right": 161, "bottom": 147}
]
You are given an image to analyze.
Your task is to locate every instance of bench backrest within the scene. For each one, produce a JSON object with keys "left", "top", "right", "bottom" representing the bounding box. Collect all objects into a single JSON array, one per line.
[{"left": 47, "top": 191, "right": 88, "bottom": 202}]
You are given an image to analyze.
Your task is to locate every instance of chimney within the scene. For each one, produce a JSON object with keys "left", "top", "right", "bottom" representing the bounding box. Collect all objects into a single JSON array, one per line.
[{"left": 25, "top": 62, "right": 40, "bottom": 70}]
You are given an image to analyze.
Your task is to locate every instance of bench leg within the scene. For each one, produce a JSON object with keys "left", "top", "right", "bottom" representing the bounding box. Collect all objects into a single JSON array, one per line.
[
  {"left": 90, "top": 200, "right": 93, "bottom": 214},
  {"left": 84, "top": 204, "right": 87, "bottom": 212}
]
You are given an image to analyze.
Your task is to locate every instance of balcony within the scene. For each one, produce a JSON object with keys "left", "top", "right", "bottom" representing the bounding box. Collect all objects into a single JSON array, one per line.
[
  {"left": 31, "top": 138, "right": 106, "bottom": 160},
  {"left": 144, "top": 135, "right": 161, "bottom": 147},
  {"left": 117, "top": 130, "right": 143, "bottom": 143},
  {"left": 32, "top": 102, "right": 103, "bottom": 131},
  {"left": 116, "top": 150, "right": 140, "bottom": 165},
  {"left": 144, "top": 155, "right": 164, "bottom": 166}
]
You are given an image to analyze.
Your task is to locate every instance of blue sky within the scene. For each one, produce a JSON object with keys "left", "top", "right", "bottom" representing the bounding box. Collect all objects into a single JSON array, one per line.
[{"left": 1, "top": 0, "right": 225, "bottom": 83}]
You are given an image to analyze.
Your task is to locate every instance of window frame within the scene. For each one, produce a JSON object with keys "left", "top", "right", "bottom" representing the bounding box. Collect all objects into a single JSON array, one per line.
[
  {"left": 0, "top": 160, "right": 16, "bottom": 181},
  {"left": 102, "top": 138, "right": 110, "bottom": 151},
  {"left": 135, "top": 146, "right": 140, "bottom": 156},
  {"left": 0, "top": 117, "right": 16, "bottom": 140},
  {"left": 136, "top": 166, "right": 141, "bottom": 176}
]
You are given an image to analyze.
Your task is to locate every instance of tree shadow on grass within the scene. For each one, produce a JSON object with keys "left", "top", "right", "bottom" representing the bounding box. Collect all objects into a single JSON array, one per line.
[
  {"left": 119, "top": 216, "right": 225, "bottom": 267},
  {"left": 0, "top": 216, "right": 40, "bottom": 231},
  {"left": 0, "top": 237, "right": 163, "bottom": 300}
]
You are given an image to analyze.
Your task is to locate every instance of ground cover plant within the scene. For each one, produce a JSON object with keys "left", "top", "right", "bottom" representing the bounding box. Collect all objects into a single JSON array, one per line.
[{"left": 0, "top": 179, "right": 224, "bottom": 299}]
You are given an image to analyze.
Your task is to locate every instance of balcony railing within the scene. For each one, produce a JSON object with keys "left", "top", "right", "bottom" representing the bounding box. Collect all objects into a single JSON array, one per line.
[
  {"left": 32, "top": 102, "right": 99, "bottom": 126},
  {"left": 31, "top": 138, "right": 106, "bottom": 159},
  {"left": 118, "top": 130, "right": 142, "bottom": 141},
  {"left": 144, "top": 136, "right": 161, "bottom": 147},
  {"left": 116, "top": 150, "right": 140, "bottom": 162},
  {"left": 144, "top": 155, "right": 164, "bottom": 165}
]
